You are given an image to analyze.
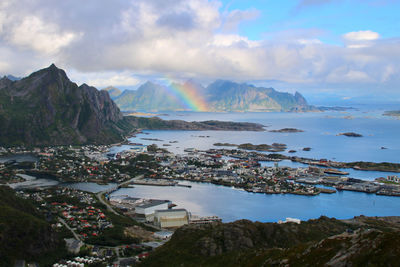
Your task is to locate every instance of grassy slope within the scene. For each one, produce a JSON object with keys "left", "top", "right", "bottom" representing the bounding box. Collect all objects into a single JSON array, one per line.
[
  {"left": 141, "top": 216, "right": 400, "bottom": 267},
  {"left": 0, "top": 186, "right": 67, "bottom": 266}
]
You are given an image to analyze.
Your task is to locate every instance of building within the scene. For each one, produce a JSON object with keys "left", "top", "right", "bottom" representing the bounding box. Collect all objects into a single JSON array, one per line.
[
  {"left": 129, "top": 145, "right": 147, "bottom": 153},
  {"left": 154, "top": 209, "right": 189, "bottom": 228},
  {"left": 387, "top": 175, "right": 400, "bottom": 183},
  {"left": 64, "top": 238, "right": 83, "bottom": 254},
  {"left": 135, "top": 199, "right": 171, "bottom": 221},
  {"left": 189, "top": 215, "right": 221, "bottom": 224}
]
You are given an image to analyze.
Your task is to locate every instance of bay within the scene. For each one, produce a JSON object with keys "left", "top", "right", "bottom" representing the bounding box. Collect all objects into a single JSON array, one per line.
[
  {"left": 111, "top": 181, "right": 400, "bottom": 223},
  {"left": 105, "top": 107, "right": 400, "bottom": 222}
]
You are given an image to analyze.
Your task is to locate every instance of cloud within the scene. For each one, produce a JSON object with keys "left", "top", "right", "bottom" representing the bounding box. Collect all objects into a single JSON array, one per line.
[
  {"left": 70, "top": 71, "right": 141, "bottom": 88},
  {"left": 221, "top": 8, "right": 260, "bottom": 32},
  {"left": 7, "top": 16, "right": 81, "bottom": 54},
  {"left": 0, "top": 0, "right": 399, "bottom": 96},
  {"left": 342, "top": 30, "right": 380, "bottom": 48},
  {"left": 343, "top": 30, "right": 380, "bottom": 42},
  {"left": 157, "top": 11, "right": 196, "bottom": 31}
]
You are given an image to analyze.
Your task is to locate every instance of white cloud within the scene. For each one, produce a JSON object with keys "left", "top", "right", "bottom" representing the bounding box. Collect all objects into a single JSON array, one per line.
[
  {"left": 0, "top": 0, "right": 399, "bottom": 94},
  {"left": 297, "top": 39, "right": 322, "bottom": 45},
  {"left": 211, "top": 34, "right": 260, "bottom": 47},
  {"left": 70, "top": 71, "right": 141, "bottom": 88},
  {"left": 343, "top": 30, "right": 380, "bottom": 42},
  {"left": 7, "top": 16, "right": 81, "bottom": 54}
]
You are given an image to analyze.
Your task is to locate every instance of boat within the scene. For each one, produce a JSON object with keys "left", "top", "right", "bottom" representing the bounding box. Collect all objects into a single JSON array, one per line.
[{"left": 324, "top": 168, "right": 349, "bottom": 175}]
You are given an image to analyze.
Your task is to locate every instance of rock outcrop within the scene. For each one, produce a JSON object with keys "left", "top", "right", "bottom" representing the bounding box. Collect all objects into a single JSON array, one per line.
[{"left": 0, "top": 64, "right": 131, "bottom": 146}]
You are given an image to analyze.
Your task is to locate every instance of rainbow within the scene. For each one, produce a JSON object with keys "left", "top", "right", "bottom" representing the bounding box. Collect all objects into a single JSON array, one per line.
[{"left": 162, "top": 78, "right": 208, "bottom": 112}]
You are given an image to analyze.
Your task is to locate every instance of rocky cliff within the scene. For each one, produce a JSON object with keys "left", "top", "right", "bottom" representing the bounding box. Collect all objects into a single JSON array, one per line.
[
  {"left": 141, "top": 216, "right": 400, "bottom": 266},
  {"left": 0, "top": 64, "right": 132, "bottom": 146}
]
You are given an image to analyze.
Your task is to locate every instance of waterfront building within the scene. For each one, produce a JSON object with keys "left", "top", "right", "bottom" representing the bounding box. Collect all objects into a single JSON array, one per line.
[
  {"left": 129, "top": 145, "right": 147, "bottom": 153},
  {"left": 387, "top": 175, "right": 400, "bottom": 183},
  {"left": 135, "top": 199, "right": 171, "bottom": 221},
  {"left": 154, "top": 209, "right": 189, "bottom": 228}
]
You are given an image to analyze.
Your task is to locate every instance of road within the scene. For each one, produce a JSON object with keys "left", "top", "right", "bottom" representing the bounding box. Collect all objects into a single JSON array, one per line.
[
  {"left": 59, "top": 217, "right": 82, "bottom": 241},
  {"left": 96, "top": 174, "right": 144, "bottom": 215}
]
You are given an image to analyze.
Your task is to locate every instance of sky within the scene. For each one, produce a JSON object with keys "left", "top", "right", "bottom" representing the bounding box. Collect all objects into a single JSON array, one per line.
[{"left": 0, "top": 0, "right": 399, "bottom": 103}]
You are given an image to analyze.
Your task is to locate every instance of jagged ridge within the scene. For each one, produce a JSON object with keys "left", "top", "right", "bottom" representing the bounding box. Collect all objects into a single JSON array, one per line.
[
  {"left": 113, "top": 79, "right": 313, "bottom": 112},
  {"left": 0, "top": 64, "right": 132, "bottom": 146}
]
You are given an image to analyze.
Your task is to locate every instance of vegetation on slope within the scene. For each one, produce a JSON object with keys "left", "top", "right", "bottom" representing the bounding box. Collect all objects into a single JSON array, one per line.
[
  {"left": 141, "top": 216, "right": 400, "bottom": 267},
  {"left": 0, "top": 186, "right": 67, "bottom": 266}
]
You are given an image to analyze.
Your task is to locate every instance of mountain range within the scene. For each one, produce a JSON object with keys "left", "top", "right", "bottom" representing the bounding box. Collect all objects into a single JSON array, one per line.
[
  {"left": 110, "top": 80, "right": 314, "bottom": 112},
  {"left": 0, "top": 65, "right": 265, "bottom": 146},
  {"left": 103, "top": 86, "right": 122, "bottom": 99}
]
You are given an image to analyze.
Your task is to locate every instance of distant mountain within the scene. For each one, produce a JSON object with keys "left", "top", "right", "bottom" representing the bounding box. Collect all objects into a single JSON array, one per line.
[
  {"left": 206, "top": 80, "right": 311, "bottom": 112},
  {"left": 114, "top": 79, "right": 314, "bottom": 112},
  {"left": 102, "top": 86, "right": 122, "bottom": 99},
  {"left": 4, "top": 75, "right": 21, "bottom": 81},
  {"left": 0, "top": 64, "right": 134, "bottom": 146},
  {"left": 0, "top": 65, "right": 270, "bottom": 146},
  {"left": 115, "top": 81, "right": 185, "bottom": 112}
]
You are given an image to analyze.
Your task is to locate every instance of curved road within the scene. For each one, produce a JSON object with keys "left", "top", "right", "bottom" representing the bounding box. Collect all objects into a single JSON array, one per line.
[{"left": 96, "top": 174, "right": 144, "bottom": 215}]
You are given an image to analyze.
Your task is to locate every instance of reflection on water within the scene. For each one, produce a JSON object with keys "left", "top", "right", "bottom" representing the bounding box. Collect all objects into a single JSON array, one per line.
[
  {"left": 0, "top": 154, "right": 38, "bottom": 163},
  {"left": 110, "top": 181, "right": 400, "bottom": 223},
  {"left": 9, "top": 174, "right": 59, "bottom": 189},
  {"left": 63, "top": 182, "right": 118, "bottom": 193}
]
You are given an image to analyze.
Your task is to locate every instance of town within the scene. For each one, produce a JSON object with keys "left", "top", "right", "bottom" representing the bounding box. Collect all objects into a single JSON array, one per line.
[{"left": 1, "top": 142, "right": 400, "bottom": 266}]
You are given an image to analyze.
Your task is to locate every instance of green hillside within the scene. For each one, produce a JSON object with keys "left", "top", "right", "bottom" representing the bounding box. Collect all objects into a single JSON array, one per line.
[
  {"left": 0, "top": 186, "right": 67, "bottom": 266},
  {"left": 141, "top": 216, "right": 400, "bottom": 267}
]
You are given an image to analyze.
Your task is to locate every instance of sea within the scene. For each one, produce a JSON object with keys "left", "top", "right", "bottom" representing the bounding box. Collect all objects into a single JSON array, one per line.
[
  {"left": 4, "top": 104, "right": 400, "bottom": 222},
  {"left": 109, "top": 104, "right": 400, "bottom": 222}
]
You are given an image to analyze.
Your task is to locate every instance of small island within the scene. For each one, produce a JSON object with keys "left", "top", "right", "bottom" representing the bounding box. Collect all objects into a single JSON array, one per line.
[
  {"left": 337, "top": 132, "right": 363, "bottom": 137},
  {"left": 269, "top": 128, "right": 304, "bottom": 133},
  {"left": 214, "top": 143, "right": 237, "bottom": 147},
  {"left": 213, "top": 142, "right": 287, "bottom": 152},
  {"left": 238, "top": 143, "right": 287, "bottom": 152},
  {"left": 383, "top": 110, "right": 400, "bottom": 118},
  {"left": 141, "top": 138, "right": 164, "bottom": 141},
  {"left": 126, "top": 117, "right": 266, "bottom": 132}
]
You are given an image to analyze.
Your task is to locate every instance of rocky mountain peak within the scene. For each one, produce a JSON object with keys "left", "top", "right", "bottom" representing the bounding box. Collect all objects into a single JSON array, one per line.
[{"left": 0, "top": 65, "right": 132, "bottom": 146}]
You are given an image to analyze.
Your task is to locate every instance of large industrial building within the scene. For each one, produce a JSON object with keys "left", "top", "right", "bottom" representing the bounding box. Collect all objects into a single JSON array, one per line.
[
  {"left": 154, "top": 209, "right": 189, "bottom": 228},
  {"left": 135, "top": 199, "right": 171, "bottom": 221}
]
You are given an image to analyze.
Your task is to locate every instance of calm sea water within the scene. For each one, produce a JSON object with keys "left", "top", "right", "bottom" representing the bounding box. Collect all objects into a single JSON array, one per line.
[
  {"left": 111, "top": 108, "right": 400, "bottom": 179},
  {"left": 4, "top": 107, "right": 400, "bottom": 222},
  {"left": 111, "top": 181, "right": 400, "bottom": 223},
  {"left": 107, "top": 107, "right": 400, "bottom": 222},
  {"left": 127, "top": 109, "right": 400, "bottom": 163}
]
